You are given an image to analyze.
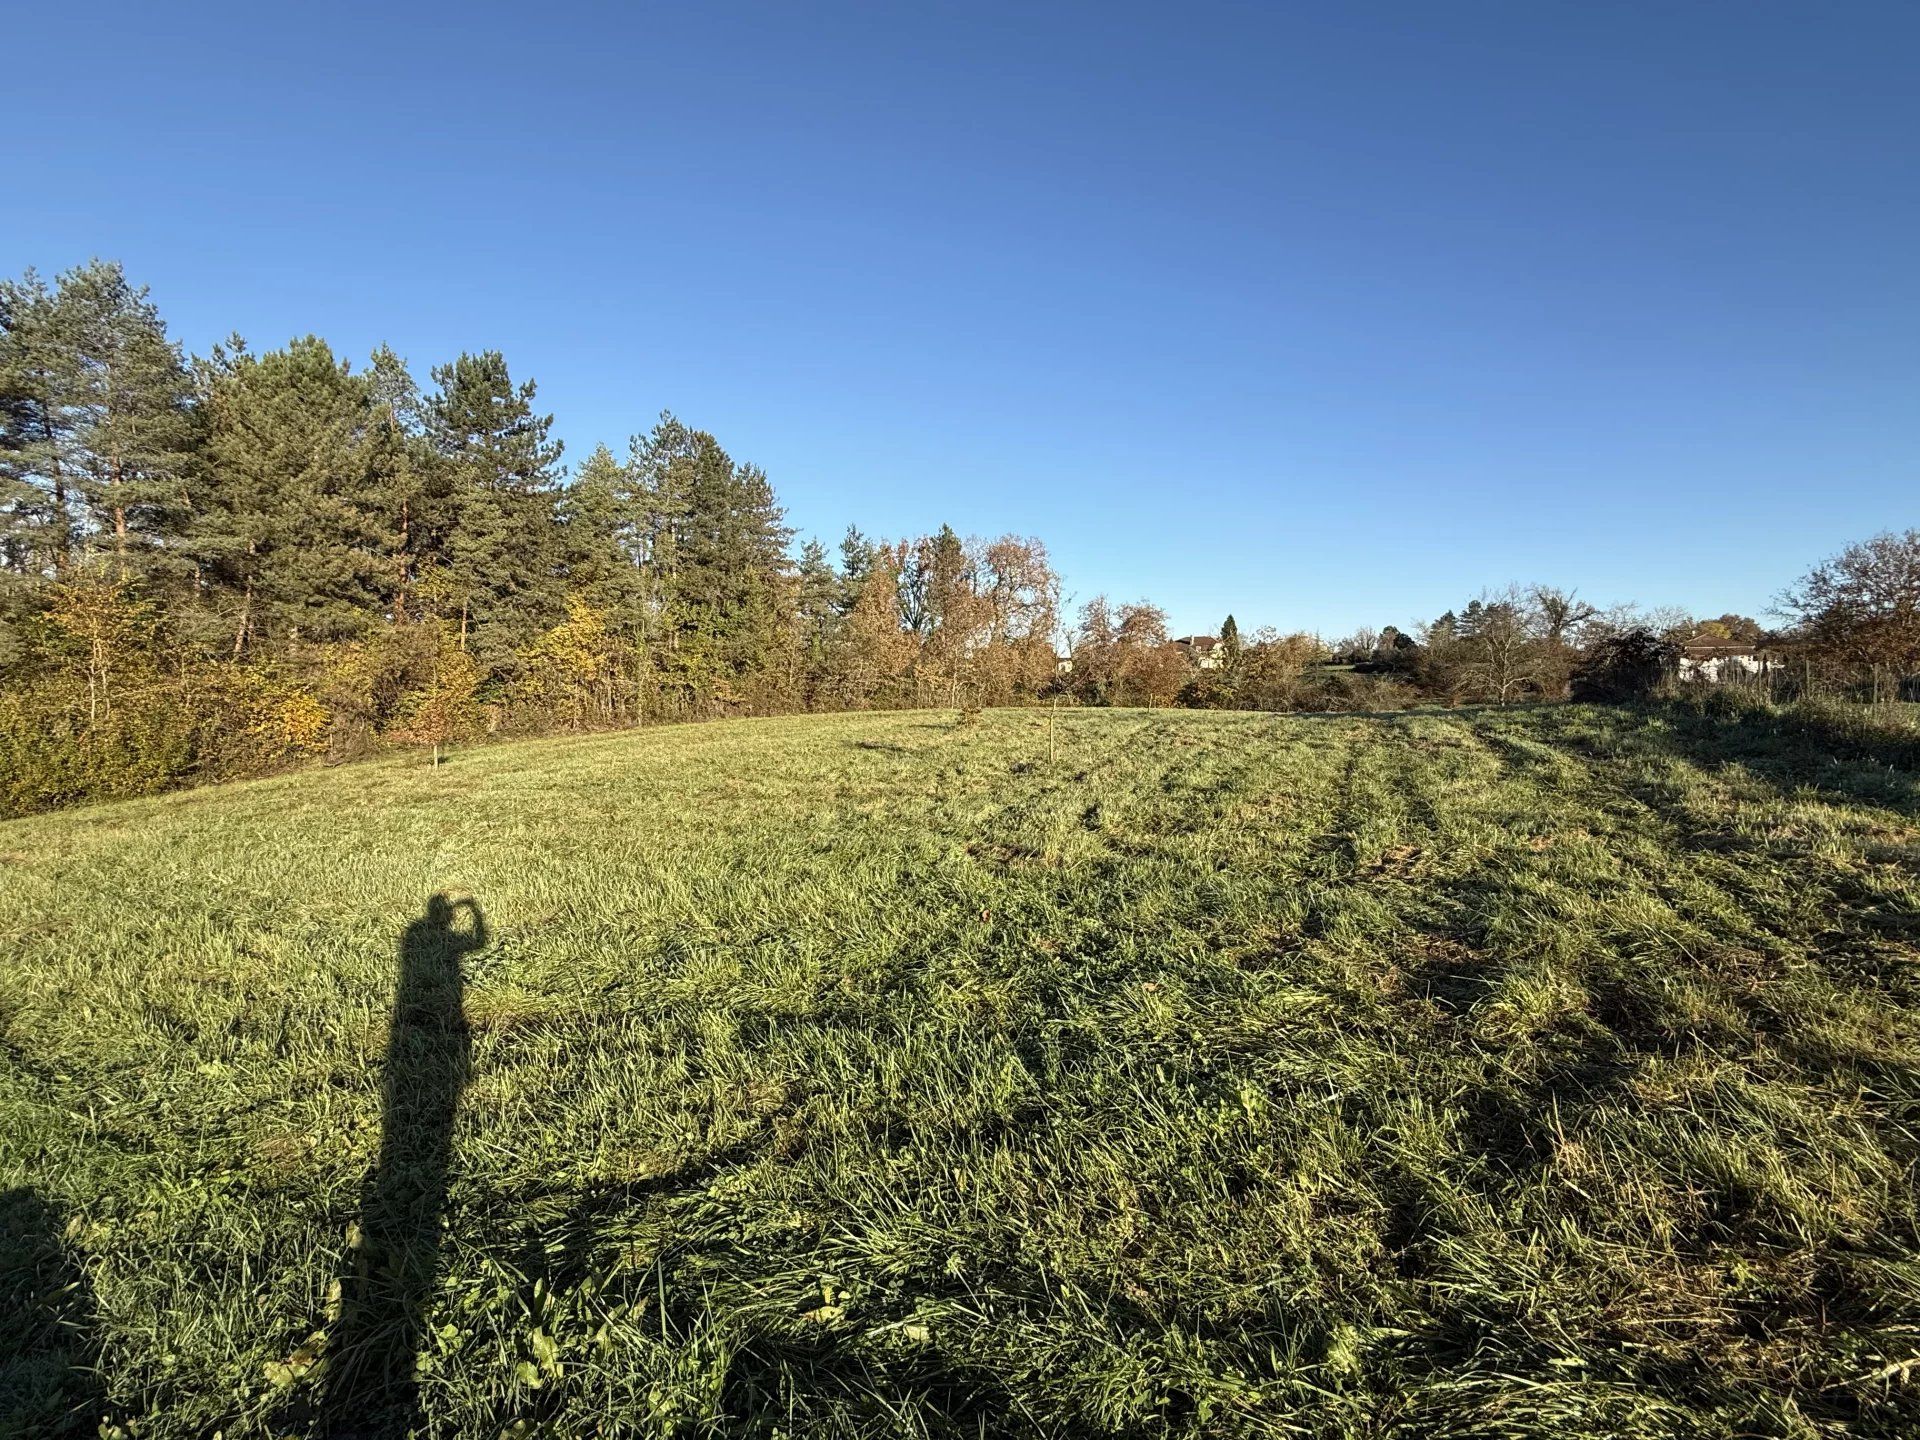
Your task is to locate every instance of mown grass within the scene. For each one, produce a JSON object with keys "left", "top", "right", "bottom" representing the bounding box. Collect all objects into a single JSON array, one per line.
[{"left": 3, "top": 704, "right": 1919, "bottom": 1438}]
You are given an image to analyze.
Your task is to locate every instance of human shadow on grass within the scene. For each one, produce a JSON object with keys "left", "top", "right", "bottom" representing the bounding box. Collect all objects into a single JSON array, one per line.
[
  {"left": 0, "top": 1188, "right": 107, "bottom": 1439},
  {"left": 316, "top": 893, "right": 486, "bottom": 1439}
]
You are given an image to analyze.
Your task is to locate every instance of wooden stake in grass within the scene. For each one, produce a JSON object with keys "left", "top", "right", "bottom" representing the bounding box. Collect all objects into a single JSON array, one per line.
[{"left": 1050, "top": 693, "right": 1059, "bottom": 764}]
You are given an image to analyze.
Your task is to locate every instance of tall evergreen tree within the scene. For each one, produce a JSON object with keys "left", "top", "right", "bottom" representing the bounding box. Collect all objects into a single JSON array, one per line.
[
  {"left": 625, "top": 412, "right": 700, "bottom": 670},
  {"left": 360, "top": 346, "right": 441, "bottom": 625},
  {"left": 627, "top": 413, "right": 792, "bottom": 698},
  {"left": 837, "top": 525, "right": 874, "bottom": 613},
  {"left": 0, "top": 270, "right": 70, "bottom": 578},
  {"left": 681, "top": 441, "right": 794, "bottom": 685},
  {"left": 425, "top": 351, "right": 564, "bottom": 676},
  {"left": 0, "top": 262, "right": 195, "bottom": 584},
  {"left": 795, "top": 537, "right": 841, "bottom": 691},
  {"left": 194, "top": 336, "right": 388, "bottom": 654},
  {"left": 55, "top": 261, "right": 197, "bottom": 581},
  {"left": 558, "top": 443, "right": 644, "bottom": 624},
  {"left": 1219, "top": 613, "right": 1244, "bottom": 684}
]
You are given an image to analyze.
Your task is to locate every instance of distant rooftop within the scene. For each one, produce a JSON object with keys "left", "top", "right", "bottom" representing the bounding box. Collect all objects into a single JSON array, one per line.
[{"left": 1680, "top": 633, "right": 1765, "bottom": 657}]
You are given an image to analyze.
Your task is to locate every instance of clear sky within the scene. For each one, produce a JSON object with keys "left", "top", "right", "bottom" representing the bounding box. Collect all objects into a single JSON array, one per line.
[{"left": 7, "top": 1, "right": 1915, "bottom": 637}]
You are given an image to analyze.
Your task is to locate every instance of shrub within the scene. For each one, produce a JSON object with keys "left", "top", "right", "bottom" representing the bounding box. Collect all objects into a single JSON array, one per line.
[
  {"left": 1570, "top": 629, "right": 1678, "bottom": 702},
  {"left": 314, "top": 626, "right": 445, "bottom": 759},
  {"left": 0, "top": 666, "right": 329, "bottom": 817},
  {"left": 391, "top": 626, "right": 485, "bottom": 762}
]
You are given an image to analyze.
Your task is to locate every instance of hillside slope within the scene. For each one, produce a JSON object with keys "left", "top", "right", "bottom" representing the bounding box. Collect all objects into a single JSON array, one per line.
[{"left": 4, "top": 706, "right": 1919, "bottom": 1438}]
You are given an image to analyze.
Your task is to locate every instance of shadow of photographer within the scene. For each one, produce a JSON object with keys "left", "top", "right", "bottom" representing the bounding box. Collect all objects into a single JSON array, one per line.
[{"left": 317, "top": 892, "right": 486, "bottom": 1439}]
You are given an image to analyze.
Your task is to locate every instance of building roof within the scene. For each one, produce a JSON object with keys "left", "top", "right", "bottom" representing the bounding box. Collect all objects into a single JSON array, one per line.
[
  {"left": 1680, "top": 634, "right": 1764, "bottom": 658},
  {"left": 1173, "top": 635, "right": 1218, "bottom": 652}
]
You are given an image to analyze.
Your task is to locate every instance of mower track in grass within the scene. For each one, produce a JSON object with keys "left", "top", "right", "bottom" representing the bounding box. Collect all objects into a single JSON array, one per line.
[{"left": 3, "top": 705, "right": 1918, "bottom": 1438}]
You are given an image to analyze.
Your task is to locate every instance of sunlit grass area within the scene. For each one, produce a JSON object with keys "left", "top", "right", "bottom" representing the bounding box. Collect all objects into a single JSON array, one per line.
[{"left": 4, "top": 704, "right": 1919, "bottom": 1438}]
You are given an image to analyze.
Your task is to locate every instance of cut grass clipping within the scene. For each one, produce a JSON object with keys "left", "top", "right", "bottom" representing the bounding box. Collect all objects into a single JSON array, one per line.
[{"left": 4, "top": 704, "right": 1919, "bottom": 1438}]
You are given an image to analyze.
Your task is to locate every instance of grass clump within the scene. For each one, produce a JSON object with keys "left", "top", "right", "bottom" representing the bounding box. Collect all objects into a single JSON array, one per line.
[{"left": 3, "top": 705, "right": 1919, "bottom": 1437}]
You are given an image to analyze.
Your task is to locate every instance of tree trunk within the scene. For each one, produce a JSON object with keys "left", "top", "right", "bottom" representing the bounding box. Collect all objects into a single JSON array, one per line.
[
  {"left": 233, "top": 579, "right": 254, "bottom": 659},
  {"left": 46, "top": 388, "right": 68, "bottom": 575},
  {"left": 395, "top": 499, "right": 411, "bottom": 622}
]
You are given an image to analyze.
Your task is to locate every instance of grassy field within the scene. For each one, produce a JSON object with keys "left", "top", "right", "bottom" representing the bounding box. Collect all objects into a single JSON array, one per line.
[{"left": 4, "top": 703, "right": 1919, "bottom": 1439}]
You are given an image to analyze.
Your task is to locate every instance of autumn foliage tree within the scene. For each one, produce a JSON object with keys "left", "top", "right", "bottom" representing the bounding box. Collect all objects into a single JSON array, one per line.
[
  {"left": 1069, "top": 598, "right": 1186, "bottom": 707},
  {"left": 825, "top": 539, "right": 915, "bottom": 707},
  {"left": 1780, "top": 530, "right": 1920, "bottom": 676},
  {"left": 512, "top": 595, "right": 634, "bottom": 731},
  {"left": 399, "top": 625, "right": 484, "bottom": 764}
]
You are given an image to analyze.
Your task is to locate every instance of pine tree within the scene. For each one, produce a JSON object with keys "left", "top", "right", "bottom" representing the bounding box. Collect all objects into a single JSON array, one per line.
[
  {"left": 194, "top": 336, "right": 387, "bottom": 656},
  {"left": 795, "top": 537, "right": 841, "bottom": 694},
  {"left": 837, "top": 525, "right": 874, "bottom": 614},
  {"left": 558, "top": 444, "right": 640, "bottom": 615},
  {"left": 366, "top": 344, "right": 425, "bottom": 432},
  {"left": 620, "top": 413, "right": 685, "bottom": 624},
  {"left": 1219, "top": 614, "right": 1243, "bottom": 674},
  {"left": 628, "top": 415, "right": 793, "bottom": 700},
  {"left": 56, "top": 262, "right": 198, "bottom": 582},
  {"left": 425, "top": 351, "right": 565, "bottom": 677},
  {"left": 0, "top": 262, "right": 195, "bottom": 585},
  {"left": 361, "top": 345, "right": 447, "bottom": 625},
  {"left": 0, "top": 270, "right": 71, "bottom": 578}
]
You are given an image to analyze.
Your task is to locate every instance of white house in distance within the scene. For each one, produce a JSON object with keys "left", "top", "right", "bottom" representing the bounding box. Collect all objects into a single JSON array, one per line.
[
  {"left": 1678, "top": 633, "right": 1772, "bottom": 682},
  {"left": 1173, "top": 635, "right": 1223, "bottom": 670}
]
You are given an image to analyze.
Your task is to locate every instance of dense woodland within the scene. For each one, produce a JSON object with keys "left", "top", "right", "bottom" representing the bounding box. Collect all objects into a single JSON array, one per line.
[{"left": 3, "top": 261, "right": 1915, "bottom": 814}]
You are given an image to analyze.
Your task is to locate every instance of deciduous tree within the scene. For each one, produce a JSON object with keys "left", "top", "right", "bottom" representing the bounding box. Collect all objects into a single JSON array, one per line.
[{"left": 1781, "top": 531, "right": 1920, "bottom": 677}]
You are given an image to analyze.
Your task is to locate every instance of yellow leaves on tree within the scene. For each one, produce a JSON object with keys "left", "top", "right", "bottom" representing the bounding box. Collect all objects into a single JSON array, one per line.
[
  {"left": 398, "top": 624, "right": 484, "bottom": 763},
  {"left": 513, "top": 595, "right": 633, "bottom": 730}
]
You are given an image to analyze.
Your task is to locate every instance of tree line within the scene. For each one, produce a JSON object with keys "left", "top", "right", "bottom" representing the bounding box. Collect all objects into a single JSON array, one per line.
[
  {"left": 0, "top": 261, "right": 1074, "bottom": 813},
  {"left": 1161, "top": 549, "right": 1920, "bottom": 717},
  {"left": 4, "top": 260, "right": 1913, "bottom": 814}
]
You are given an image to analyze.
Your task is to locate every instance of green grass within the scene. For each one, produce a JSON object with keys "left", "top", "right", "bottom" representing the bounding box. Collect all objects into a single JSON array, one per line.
[{"left": 4, "top": 704, "right": 1919, "bottom": 1438}]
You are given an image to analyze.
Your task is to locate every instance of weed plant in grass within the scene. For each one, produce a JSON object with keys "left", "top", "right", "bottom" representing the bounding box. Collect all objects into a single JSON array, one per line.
[{"left": 2, "top": 705, "right": 1919, "bottom": 1438}]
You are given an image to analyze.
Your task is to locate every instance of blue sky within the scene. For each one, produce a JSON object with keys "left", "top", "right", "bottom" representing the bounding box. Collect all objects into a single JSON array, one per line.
[{"left": 7, "top": 1, "right": 1915, "bottom": 636}]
